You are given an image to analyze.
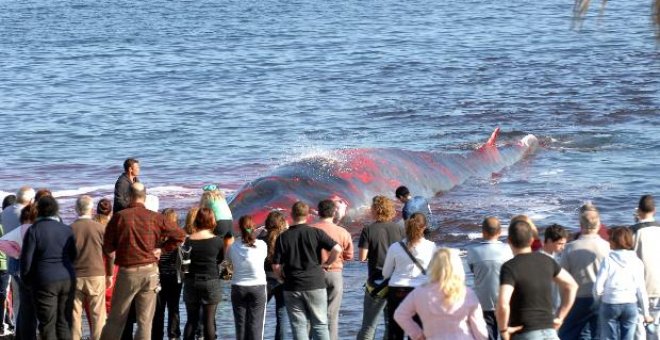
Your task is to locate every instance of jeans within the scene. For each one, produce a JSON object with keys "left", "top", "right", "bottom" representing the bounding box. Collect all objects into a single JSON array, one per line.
[
  {"left": 325, "top": 271, "right": 343, "bottom": 340},
  {"left": 266, "top": 277, "right": 288, "bottom": 340},
  {"left": 356, "top": 286, "right": 388, "bottom": 340},
  {"left": 483, "top": 310, "right": 499, "bottom": 340},
  {"left": 558, "top": 296, "right": 599, "bottom": 340},
  {"left": 284, "top": 289, "right": 330, "bottom": 340},
  {"left": 599, "top": 303, "right": 637, "bottom": 340},
  {"left": 32, "top": 279, "right": 75, "bottom": 340},
  {"left": 512, "top": 328, "right": 559, "bottom": 340},
  {"left": 231, "top": 285, "right": 267, "bottom": 340},
  {"left": 152, "top": 273, "right": 182, "bottom": 340}
]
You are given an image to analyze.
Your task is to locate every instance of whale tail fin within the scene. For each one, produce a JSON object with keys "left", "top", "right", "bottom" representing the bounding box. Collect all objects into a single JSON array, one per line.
[{"left": 483, "top": 127, "right": 500, "bottom": 148}]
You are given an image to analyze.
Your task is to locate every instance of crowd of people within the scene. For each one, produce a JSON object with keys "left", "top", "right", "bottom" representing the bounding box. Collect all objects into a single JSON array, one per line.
[{"left": 0, "top": 157, "right": 658, "bottom": 340}]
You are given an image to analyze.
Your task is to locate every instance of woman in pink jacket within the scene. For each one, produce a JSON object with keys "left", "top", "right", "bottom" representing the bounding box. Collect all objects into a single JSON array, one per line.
[{"left": 394, "top": 248, "right": 488, "bottom": 340}]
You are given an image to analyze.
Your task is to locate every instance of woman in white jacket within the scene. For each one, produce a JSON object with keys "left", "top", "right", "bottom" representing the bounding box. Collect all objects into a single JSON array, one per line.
[
  {"left": 382, "top": 213, "right": 436, "bottom": 340},
  {"left": 594, "top": 227, "right": 653, "bottom": 340}
]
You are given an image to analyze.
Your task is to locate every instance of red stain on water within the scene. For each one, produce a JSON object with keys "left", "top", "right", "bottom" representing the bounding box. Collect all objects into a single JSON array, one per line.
[{"left": 336, "top": 153, "right": 379, "bottom": 184}]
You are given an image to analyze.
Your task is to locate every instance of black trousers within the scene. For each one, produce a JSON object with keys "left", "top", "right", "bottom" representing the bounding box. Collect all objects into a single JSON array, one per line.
[
  {"left": 14, "top": 274, "right": 37, "bottom": 340},
  {"left": 483, "top": 310, "right": 499, "bottom": 340},
  {"left": 152, "top": 273, "right": 182, "bottom": 340},
  {"left": 386, "top": 286, "right": 420, "bottom": 340},
  {"left": 32, "top": 279, "right": 74, "bottom": 340},
  {"left": 231, "top": 285, "right": 267, "bottom": 340}
]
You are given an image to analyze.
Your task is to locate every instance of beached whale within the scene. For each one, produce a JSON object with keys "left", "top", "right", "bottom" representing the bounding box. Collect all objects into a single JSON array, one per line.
[{"left": 228, "top": 128, "right": 538, "bottom": 227}]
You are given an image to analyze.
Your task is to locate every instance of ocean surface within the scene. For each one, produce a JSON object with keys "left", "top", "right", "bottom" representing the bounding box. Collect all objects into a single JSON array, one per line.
[{"left": 1, "top": 0, "right": 659, "bottom": 337}]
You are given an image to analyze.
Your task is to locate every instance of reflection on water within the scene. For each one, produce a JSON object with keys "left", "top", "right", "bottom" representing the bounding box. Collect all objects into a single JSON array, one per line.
[
  {"left": 573, "top": 0, "right": 660, "bottom": 41},
  {"left": 571, "top": 0, "right": 608, "bottom": 30},
  {"left": 654, "top": 0, "right": 660, "bottom": 41}
]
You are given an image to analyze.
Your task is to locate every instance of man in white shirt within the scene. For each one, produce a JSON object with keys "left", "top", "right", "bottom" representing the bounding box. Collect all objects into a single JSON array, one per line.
[{"left": 632, "top": 194, "right": 660, "bottom": 340}]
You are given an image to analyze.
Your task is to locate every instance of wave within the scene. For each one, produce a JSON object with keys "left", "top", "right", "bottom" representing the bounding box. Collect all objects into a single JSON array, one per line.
[
  {"left": 52, "top": 185, "right": 115, "bottom": 198},
  {"left": 1, "top": 185, "right": 222, "bottom": 203}
]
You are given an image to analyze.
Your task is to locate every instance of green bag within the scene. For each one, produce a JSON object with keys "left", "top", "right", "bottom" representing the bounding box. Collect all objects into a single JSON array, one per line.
[{"left": 366, "top": 278, "right": 390, "bottom": 299}]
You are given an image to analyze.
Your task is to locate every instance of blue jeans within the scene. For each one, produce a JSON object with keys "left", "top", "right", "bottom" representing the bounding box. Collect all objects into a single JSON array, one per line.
[
  {"left": 356, "top": 287, "right": 388, "bottom": 340},
  {"left": 512, "top": 328, "right": 559, "bottom": 340},
  {"left": 599, "top": 303, "right": 637, "bottom": 340},
  {"left": 559, "top": 296, "right": 599, "bottom": 340},
  {"left": 284, "top": 289, "right": 330, "bottom": 340},
  {"left": 483, "top": 311, "right": 499, "bottom": 340},
  {"left": 267, "top": 277, "right": 288, "bottom": 340}
]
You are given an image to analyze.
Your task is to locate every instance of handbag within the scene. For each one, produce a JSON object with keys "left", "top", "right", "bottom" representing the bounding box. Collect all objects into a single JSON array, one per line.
[
  {"left": 219, "top": 259, "right": 233, "bottom": 281},
  {"left": 366, "top": 278, "right": 390, "bottom": 299},
  {"left": 175, "top": 238, "right": 192, "bottom": 283}
]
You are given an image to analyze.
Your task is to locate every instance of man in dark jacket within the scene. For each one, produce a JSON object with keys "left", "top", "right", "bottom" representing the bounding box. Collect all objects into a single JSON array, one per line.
[
  {"left": 21, "top": 195, "right": 77, "bottom": 340},
  {"left": 113, "top": 158, "right": 140, "bottom": 213}
]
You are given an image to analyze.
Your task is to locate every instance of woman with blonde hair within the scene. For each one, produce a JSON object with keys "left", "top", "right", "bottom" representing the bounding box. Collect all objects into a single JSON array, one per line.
[
  {"left": 394, "top": 248, "right": 488, "bottom": 340},
  {"left": 382, "top": 212, "right": 437, "bottom": 340},
  {"left": 200, "top": 185, "right": 234, "bottom": 250}
]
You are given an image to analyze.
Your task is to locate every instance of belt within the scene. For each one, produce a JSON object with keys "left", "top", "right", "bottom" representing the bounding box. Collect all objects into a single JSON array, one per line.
[
  {"left": 119, "top": 263, "right": 157, "bottom": 272},
  {"left": 186, "top": 273, "right": 218, "bottom": 281}
]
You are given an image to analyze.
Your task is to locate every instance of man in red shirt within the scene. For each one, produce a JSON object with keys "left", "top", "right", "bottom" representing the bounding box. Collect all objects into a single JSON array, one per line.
[
  {"left": 101, "top": 183, "right": 185, "bottom": 340},
  {"left": 311, "top": 199, "right": 354, "bottom": 340}
]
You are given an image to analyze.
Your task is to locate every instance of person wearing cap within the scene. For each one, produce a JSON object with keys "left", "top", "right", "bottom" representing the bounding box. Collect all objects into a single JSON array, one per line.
[
  {"left": 394, "top": 186, "right": 431, "bottom": 221},
  {"left": 101, "top": 182, "right": 186, "bottom": 340}
]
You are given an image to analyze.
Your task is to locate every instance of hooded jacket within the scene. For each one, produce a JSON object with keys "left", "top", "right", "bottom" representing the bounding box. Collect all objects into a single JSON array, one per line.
[{"left": 593, "top": 250, "right": 650, "bottom": 315}]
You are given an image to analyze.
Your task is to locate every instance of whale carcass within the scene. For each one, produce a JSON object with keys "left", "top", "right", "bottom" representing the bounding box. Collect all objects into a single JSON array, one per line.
[{"left": 228, "top": 128, "right": 538, "bottom": 227}]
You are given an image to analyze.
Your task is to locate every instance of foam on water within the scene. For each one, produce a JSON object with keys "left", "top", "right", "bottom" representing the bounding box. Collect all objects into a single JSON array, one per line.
[{"left": 52, "top": 185, "right": 115, "bottom": 198}]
